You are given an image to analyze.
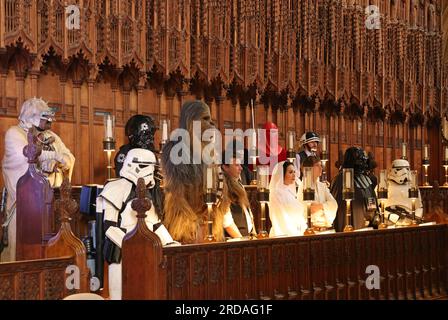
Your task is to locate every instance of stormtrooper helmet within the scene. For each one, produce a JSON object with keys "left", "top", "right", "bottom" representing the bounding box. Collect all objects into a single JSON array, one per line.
[
  {"left": 389, "top": 159, "right": 411, "bottom": 185},
  {"left": 119, "top": 148, "right": 157, "bottom": 187},
  {"left": 299, "top": 132, "right": 320, "bottom": 148}
]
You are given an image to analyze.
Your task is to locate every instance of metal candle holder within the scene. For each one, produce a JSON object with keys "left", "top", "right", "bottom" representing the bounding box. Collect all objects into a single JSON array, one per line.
[
  {"left": 203, "top": 165, "right": 217, "bottom": 242},
  {"left": 443, "top": 160, "right": 448, "bottom": 187},
  {"left": 342, "top": 168, "right": 354, "bottom": 232},
  {"left": 423, "top": 144, "right": 430, "bottom": 186},
  {"left": 443, "top": 146, "right": 448, "bottom": 186},
  {"left": 409, "top": 170, "right": 419, "bottom": 226},
  {"left": 204, "top": 192, "right": 217, "bottom": 242},
  {"left": 257, "top": 165, "right": 269, "bottom": 239},
  {"left": 377, "top": 170, "right": 388, "bottom": 230},
  {"left": 321, "top": 150, "right": 328, "bottom": 184},
  {"left": 303, "top": 167, "right": 315, "bottom": 235},
  {"left": 103, "top": 114, "right": 116, "bottom": 181},
  {"left": 287, "top": 131, "right": 296, "bottom": 163},
  {"left": 320, "top": 135, "right": 329, "bottom": 184}
]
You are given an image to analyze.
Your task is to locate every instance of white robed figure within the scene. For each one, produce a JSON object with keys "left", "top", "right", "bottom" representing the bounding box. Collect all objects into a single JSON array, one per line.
[
  {"left": 97, "top": 148, "right": 176, "bottom": 300},
  {"left": 1, "top": 97, "right": 75, "bottom": 262},
  {"left": 268, "top": 161, "right": 307, "bottom": 237}
]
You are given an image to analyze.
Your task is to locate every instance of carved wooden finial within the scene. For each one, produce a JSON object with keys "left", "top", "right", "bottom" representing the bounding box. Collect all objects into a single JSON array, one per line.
[
  {"left": 22, "top": 127, "right": 42, "bottom": 164},
  {"left": 131, "top": 178, "right": 151, "bottom": 219},
  {"left": 55, "top": 177, "right": 78, "bottom": 223}
]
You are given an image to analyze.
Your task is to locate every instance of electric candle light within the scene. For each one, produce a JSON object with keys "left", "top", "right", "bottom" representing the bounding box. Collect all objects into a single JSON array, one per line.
[
  {"left": 288, "top": 131, "right": 294, "bottom": 150},
  {"left": 162, "top": 119, "right": 168, "bottom": 142},
  {"left": 401, "top": 142, "right": 407, "bottom": 159},
  {"left": 322, "top": 135, "right": 327, "bottom": 153}
]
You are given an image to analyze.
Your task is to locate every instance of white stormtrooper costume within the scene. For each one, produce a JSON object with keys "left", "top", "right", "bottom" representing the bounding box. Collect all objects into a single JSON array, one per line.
[
  {"left": 383, "top": 159, "right": 423, "bottom": 225},
  {"left": 97, "top": 148, "right": 175, "bottom": 300},
  {"left": 1, "top": 98, "right": 75, "bottom": 262}
]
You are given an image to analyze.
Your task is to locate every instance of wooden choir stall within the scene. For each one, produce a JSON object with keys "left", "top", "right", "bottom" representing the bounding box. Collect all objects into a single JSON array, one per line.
[
  {"left": 0, "top": 130, "right": 89, "bottom": 300},
  {"left": 121, "top": 178, "right": 448, "bottom": 301}
]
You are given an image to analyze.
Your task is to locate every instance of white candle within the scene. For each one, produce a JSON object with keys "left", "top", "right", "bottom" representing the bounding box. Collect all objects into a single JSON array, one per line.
[
  {"left": 162, "top": 120, "right": 168, "bottom": 141},
  {"left": 251, "top": 130, "right": 257, "bottom": 150},
  {"left": 260, "top": 174, "right": 268, "bottom": 189},
  {"left": 424, "top": 145, "right": 429, "bottom": 159},
  {"left": 322, "top": 135, "right": 327, "bottom": 152},
  {"left": 410, "top": 170, "right": 418, "bottom": 189},
  {"left": 402, "top": 143, "right": 407, "bottom": 158},
  {"left": 251, "top": 99, "right": 255, "bottom": 130},
  {"left": 345, "top": 170, "right": 352, "bottom": 189},
  {"left": 445, "top": 146, "right": 448, "bottom": 161},
  {"left": 288, "top": 132, "right": 294, "bottom": 150},
  {"left": 206, "top": 167, "right": 213, "bottom": 190},
  {"left": 379, "top": 170, "right": 387, "bottom": 190},
  {"left": 106, "top": 117, "right": 113, "bottom": 139},
  {"left": 305, "top": 168, "right": 312, "bottom": 189}
]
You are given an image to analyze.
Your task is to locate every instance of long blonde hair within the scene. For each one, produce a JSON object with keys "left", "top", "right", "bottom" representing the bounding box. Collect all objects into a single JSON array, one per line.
[{"left": 223, "top": 169, "right": 250, "bottom": 211}]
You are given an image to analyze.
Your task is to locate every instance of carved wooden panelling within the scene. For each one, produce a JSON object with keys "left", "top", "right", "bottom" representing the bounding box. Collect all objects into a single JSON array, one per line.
[{"left": 0, "top": 0, "right": 447, "bottom": 186}]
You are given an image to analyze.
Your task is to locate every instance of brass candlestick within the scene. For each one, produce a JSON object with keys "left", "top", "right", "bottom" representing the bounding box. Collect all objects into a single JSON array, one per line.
[
  {"left": 443, "top": 160, "right": 448, "bottom": 187},
  {"left": 423, "top": 162, "right": 430, "bottom": 186},
  {"left": 409, "top": 170, "right": 419, "bottom": 226},
  {"left": 342, "top": 168, "right": 354, "bottom": 232},
  {"left": 204, "top": 201, "right": 216, "bottom": 242},
  {"left": 257, "top": 166, "right": 269, "bottom": 238},
  {"left": 343, "top": 199, "right": 354, "bottom": 232},
  {"left": 377, "top": 170, "right": 388, "bottom": 229},
  {"left": 103, "top": 139, "right": 116, "bottom": 181},
  {"left": 303, "top": 189, "right": 315, "bottom": 236},
  {"left": 303, "top": 166, "right": 315, "bottom": 235},
  {"left": 250, "top": 159, "right": 258, "bottom": 185},
  {"left": 103, "top": 114, "right": 116, "bottom": 181},
  {"left": 321, "top": 150, "right": 328, "bottom": 184},
  {"left": 203, "top": 165, "right": 217, "bottom": 242}
]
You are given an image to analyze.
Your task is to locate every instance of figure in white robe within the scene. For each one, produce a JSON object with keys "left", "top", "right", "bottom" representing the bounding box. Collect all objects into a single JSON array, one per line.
[
  {"left": 268, "top": 161, "right": 307, "bottom": 237},
  {"left": 1, "top": 98, "right": 74, "bottom": 262},
  {"left": 298, "top": 156, "right": 337, "bottom": 228}
]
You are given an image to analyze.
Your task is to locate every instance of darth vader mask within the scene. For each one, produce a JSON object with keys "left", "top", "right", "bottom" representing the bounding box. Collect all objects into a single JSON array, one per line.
[
  {"left": 342, "top": 147, "right": 369, "bottom": 174},
  {"left": 126, "top": 115, "right": 156, "bottom": 150}
]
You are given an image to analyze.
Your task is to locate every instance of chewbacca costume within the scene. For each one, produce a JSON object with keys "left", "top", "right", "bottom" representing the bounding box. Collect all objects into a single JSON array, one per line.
[{"left": 161, "top": 101, "right": 230, "bottom": 244}]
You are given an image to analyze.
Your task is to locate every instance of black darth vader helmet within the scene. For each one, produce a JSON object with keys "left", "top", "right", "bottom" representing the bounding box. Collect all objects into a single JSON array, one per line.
[
  {"left": 342, "top": 146, "right": 369, "bottom": 174},
  {"left": 125, "top": 115, "right": 156, "bottom": 150}
]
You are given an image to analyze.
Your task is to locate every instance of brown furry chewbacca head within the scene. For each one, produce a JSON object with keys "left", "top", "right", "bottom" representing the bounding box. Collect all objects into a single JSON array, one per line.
[{"left": 161, "top": 100, "right": 229, "bottom": 244}]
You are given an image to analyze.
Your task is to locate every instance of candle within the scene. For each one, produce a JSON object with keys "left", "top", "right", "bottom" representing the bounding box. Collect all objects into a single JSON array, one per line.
[
  {"left": 402, "top": 142, "right": 407, "bottom": 158},
  {"left": 304, "top": 167, "right": 313, "bottom": 189},
  {"left": 206, "top": 167, "right": 213, "bottom": 190},
  {"left": 288, "top": 131, "right": 294, "bottom": 150},
  {"left": 162, "top": 120, "right": 168, "bottom": 142},
  {"left": 410, "top": 170, "right": 418, "bottom": 189},
  {"left": 379, "top": 169, "right": 387, "bottom": 190},
  {"left": 344, "top": 169, "right": 352, "bottom": 189},
  {"left": 251, "top": 99, "right": 255, "bottom": 130},
  {"left": 322, "top": 135, "right": 327, "bottom": 152},
  {"left": 106, "top": 116, "right": 113, "bottom": 139},
  {"left": 251, "top": 130, "right": 257, "bottom": 150},
  {"left": 424, "top": 144, "right": 429, "bottom": 159},
  {"left": 258, "top": 166, "right": 269, "bottom": 190},
  {"left": 445, "top": 146, "right": 448, "bottom": 161}
]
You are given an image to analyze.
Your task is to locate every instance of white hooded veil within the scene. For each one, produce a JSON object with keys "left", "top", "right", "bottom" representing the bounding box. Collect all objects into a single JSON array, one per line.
[{"left": 268, "top": 161, "right": 307, "bottom": 237}]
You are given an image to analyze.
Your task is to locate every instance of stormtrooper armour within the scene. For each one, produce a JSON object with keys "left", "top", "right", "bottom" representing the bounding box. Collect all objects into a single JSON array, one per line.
[{"left": 97, "top": 149, "right": 175, "bottom": 300}]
